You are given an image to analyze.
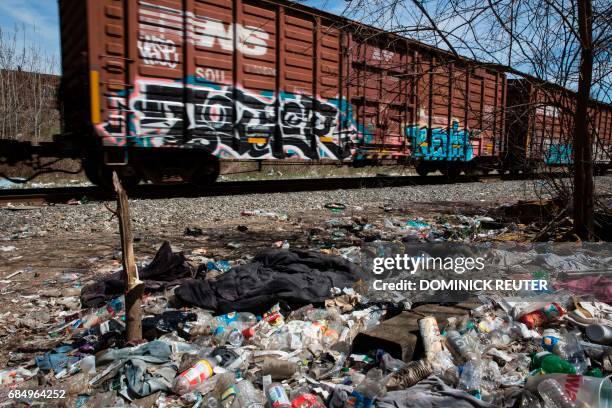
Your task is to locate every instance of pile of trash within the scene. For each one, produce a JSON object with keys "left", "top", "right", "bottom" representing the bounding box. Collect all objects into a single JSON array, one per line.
[{"left": 1, "top": 242, "right": 611, "bottom": 407}]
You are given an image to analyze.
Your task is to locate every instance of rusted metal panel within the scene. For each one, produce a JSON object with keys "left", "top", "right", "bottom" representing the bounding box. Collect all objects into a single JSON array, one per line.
[{"left": 61, "top": 0, "right": 507, "bottom": 164}]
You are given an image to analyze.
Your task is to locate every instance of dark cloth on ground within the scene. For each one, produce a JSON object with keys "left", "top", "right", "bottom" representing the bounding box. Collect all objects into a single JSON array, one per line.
[
  {"left": 175, "top": 249, "right": 362, "bottom": 314},
  {"left": 81, "top": 241, "right": 194, "bottom": 308}
]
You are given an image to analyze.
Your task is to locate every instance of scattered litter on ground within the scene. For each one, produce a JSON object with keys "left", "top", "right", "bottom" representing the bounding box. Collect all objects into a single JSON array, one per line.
[{"left": 0, "top": 238, "right": 610, "bottom": 407}]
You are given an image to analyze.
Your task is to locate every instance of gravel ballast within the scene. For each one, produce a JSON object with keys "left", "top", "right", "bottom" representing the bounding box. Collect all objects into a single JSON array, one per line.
[{"left": 1, "top": 176, "right": 610, "bottom": 237}]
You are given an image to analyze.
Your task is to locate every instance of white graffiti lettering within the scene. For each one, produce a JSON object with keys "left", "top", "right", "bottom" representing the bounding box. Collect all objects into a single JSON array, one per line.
[
  {"left": 196, "top": 67, "right": 226, "bottom": 83},
  {"left": 190, "top": 18, "right": 269, "bottom": 56},
  {"left": 137, "top": 34, "right": 179, "bottom": 69},
  {"left": 372, "top": 48, "right": 394, "bottom": 62},
  {"left": 138, "top": 3, "right": 271, "bottom": 57}
]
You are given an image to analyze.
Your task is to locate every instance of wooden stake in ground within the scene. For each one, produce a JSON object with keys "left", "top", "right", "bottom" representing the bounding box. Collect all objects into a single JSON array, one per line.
[{"left": 112, "top": 172, "right": 144, "bottom": 341}]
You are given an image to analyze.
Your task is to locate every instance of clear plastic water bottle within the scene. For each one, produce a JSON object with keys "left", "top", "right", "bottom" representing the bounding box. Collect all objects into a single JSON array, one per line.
[
  {"left": 379, "top": 351, "right": 405, "bottom": 372},
  {"left": 350, "top": 368, "right": 387, "bottom": 407},
  {"left": 560, "top": 332, "right": 589, "bottom": 374},
  {"left": 234, "top": 379, "right": 265, "bottom": 408},
  {"left": 213, "top": 312, "right": 258, "bottom": 346},
  {"left": 458, "top": 360, "right": 482, "bottom": 399},
  {"left": 537, "top": 378, "right": 577, "bottom": 408}
]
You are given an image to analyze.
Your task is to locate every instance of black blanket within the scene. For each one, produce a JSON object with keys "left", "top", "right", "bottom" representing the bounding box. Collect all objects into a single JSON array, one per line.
[
  {"left": 175, "top": 249, "right": 361, "bottom": 314},
  {"left": 81, "top": 241, "right": 194, "bottom": 308}
]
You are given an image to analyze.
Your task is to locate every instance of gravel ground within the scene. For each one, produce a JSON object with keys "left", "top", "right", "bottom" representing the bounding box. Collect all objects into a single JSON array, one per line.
[{"left": 1, "top": 176, "right": 610, "bottom": 237}]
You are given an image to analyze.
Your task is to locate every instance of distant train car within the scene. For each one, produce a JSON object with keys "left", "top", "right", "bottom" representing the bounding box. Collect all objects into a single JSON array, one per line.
[
  {"left": 57, "top": 0, "right": 506, "bottom": 186},
  {"left": 505, "top": 79, "right": 612, "bottom": 174}
]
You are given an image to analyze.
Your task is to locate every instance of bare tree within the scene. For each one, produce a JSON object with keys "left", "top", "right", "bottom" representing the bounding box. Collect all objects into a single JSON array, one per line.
[
  {"left": 0, "top": 25, "right": 59, "bottom": 143},
  {"left": 337, "top": 0, "right": 610, "bottom": 240}
]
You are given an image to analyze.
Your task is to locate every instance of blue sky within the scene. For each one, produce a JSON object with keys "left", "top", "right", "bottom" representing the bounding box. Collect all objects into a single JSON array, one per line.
[{"left": 0, "top": 0, "right": 60, "bottom": 71}]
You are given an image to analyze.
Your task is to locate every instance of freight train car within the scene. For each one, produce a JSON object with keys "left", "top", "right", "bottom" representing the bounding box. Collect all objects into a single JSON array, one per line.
[
  {"left": 505, "top": 79, "right": 612, "bottom": 174},
  {"left": 56, "top": 0, "right": 507, "bottom": 186}
]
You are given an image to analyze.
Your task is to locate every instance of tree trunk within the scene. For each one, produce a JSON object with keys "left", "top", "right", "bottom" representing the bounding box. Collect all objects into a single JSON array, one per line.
[
  {"left": 573, "top": 0, "right": 594, "bottom": 241},
  {"left": 112, "top": 172, "right": 144, "bottom": 342}
]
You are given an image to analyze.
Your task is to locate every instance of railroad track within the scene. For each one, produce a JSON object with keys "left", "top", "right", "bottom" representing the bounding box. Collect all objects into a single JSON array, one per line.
[
  {"left": 0, "top": 173, "right": 507, "bottom": 205},
  {"left": 0, "top": 171, "right": 604, "bottom": 206}
]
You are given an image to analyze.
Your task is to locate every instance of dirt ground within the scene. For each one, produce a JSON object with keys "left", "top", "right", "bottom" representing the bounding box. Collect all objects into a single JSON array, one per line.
[{"left": 0, "top": 200, "right": 507, "bottom": 366}]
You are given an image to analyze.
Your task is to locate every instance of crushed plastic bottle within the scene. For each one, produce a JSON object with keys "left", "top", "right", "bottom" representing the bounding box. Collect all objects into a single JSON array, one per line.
[
  {"left": 172, "top": 355, "right": 223, "bottom": 395},
  {"left": 349, "top": 368, "right": 387, "bottom": 408},
  {"left": 557, "top": 332, "right": 589, "bottom": 374},
  {"left": 458, "top": 360, "right": 482, "bottom": 399},
  {"left": 214, "top": 372, "right": 237, "bottom": 408},
  {"left": 213, "top": 312, "right": 258, "bottom": 346},
  {"left": 234, "top": 379, "right": 265, "bottom": 408},
  {"left": 537, "top": 378, "right": 579, "bottom": 408},
  {"left": 446, "top": 330, "right": 479, "bottom": 362},
  {"left": 378, "top": 350, "right": 406, "bottom": 373}
]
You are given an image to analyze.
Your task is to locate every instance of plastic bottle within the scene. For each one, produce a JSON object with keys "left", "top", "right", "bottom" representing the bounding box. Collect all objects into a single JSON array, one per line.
[
  {"left": 351, "top": 368, "right": 387, "bottom": 408},
  {"left": 213, "top": 312, "right": 258, "bottom": 346},
  {"left": 214, "top": 372, "right": 237, "bottom": 408},
  {"left": 446, "top": 330, "right": 478, "bottom": 362},
  {"left": 558, "top": 332, "right": 589, "bottom": 374},
  {"left": 234, "top": 379, "right": 265, "bottom": 408},
  {"left": 321, "top": 323, "right": 342, "bottom": 348},
  {"left": 531, "top": 352, "right": 576, "bottom": 375},
  {"left": 81, "top": 296, "right": 125, "bottom": 329},
  {"left": 266, "top": 382, "right": 291, "bottom": 408},
  {"left": 519, "top": 303, "right": 564, "bottom": 329},
  {"left": 379, "top": 351, "right": 405, "bottom": 373},
  {"left": 541, "top": 329, "right": 562, "bottom": 353},
  {"left": 172, "top": 355, "right": 223, "bottom": 395},
  {"left": 261, "top": 357, "right": 299, "bottom": 380},
  {"left": 458, "top": 360, "right": 482, "bottom": 399},
  {"left": 182, "top": 310, "right": 215, "bottom": 337},
  {"left": 537, "top": 378, "right": 578, "bottom": 408},
  {"left": 418, "top": 317, "right": 444, "bottom": 356}
]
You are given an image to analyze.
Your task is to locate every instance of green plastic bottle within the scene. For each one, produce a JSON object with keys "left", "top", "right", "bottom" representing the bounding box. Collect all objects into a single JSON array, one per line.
[{"left": 531, "top": 352, "right": 576, "bottom": 374}]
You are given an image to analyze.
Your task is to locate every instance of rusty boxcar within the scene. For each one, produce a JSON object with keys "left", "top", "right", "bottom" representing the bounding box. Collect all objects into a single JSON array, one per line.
[
  {"left": 58, "top": 0, "right": 507, "bottom": 186},
  {"left": 505, "top": 79, "right": 612, "bottom": 174}
]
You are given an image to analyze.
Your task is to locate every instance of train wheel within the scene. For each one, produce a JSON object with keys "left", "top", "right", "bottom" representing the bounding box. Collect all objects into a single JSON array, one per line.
[
  {"left": 83, "top": 158, "right": 141, "bottom": 190},
  {"left": 83, "top": 158, "right": 102, "bottom": 186},
  {"left": 415, "top": 162, "right": 430, "bottom": 176},
  {"left": 188, "top": 159, "right": 220, "bottom": 187},
  {"left": 439, "top": 163, "right": 460, "bottom": 180}
]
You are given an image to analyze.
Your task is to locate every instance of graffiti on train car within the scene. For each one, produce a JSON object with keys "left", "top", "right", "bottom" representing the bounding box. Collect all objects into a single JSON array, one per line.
[
  {"left": 406, "top": 120, "right": 476, "bottom": 161},
  {"left": 96, "top": 78, "right": 364, "bottom": 161},
  {"left": 545, "top": 143, "right": 572, "bottom": 165},
  {"left": 138, "top": 4, "right": 270, "bottom": 65}
]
